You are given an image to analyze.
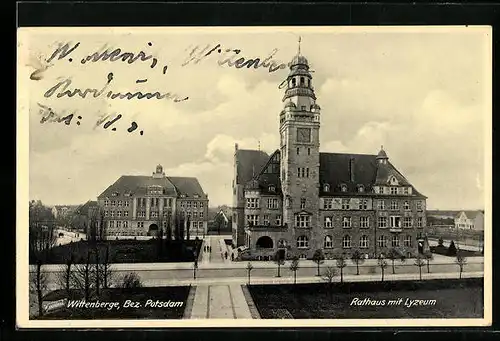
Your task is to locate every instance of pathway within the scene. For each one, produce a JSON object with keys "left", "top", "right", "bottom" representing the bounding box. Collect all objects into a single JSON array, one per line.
[{"left": 189, "top": 284, "right": 252, "bottom": 319}]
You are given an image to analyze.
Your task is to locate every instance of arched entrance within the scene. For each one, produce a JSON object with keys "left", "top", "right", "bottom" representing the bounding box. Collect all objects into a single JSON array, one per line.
[
  {"left": 256, "top": 236, "right": 273, "bottom": 249},
  {"left": 148, "top": 224, "right": 159, "bottom": 237}
]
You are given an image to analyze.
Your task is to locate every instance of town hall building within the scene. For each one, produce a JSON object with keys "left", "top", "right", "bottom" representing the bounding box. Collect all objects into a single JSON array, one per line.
[{"left": 232, "top": 45, "right": 428, "bottom": 261}]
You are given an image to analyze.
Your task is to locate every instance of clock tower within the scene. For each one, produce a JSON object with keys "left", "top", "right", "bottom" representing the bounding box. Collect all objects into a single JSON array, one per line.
[{"left": 279, "top": 38, "right": 322, "bottom": 254}]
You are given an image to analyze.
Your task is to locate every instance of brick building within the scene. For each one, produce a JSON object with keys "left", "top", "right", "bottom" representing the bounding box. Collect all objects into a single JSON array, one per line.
[
  {"left": 97, "top": 165, "right": 209, "bottom": 239},
  {"left": 232, "top": 47, "right": 428, "bottom": 261}
]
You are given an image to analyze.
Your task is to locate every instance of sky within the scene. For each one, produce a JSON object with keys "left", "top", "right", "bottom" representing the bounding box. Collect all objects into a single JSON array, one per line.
[{"left": 20, "top": 26, "right": 491, "bottom": 210}]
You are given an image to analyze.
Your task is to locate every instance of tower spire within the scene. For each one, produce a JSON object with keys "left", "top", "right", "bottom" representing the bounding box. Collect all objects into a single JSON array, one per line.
[{"left": 298, "top": 36, "right": 301, "bottom": 55}]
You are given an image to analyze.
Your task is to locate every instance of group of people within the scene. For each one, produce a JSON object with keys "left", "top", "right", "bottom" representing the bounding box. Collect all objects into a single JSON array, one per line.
[
  {"left": 202, "top": 244, "right": 235, "bottom": 261},
  {"left": 203, "top": 245, "right": 212, "bottom": 252}
]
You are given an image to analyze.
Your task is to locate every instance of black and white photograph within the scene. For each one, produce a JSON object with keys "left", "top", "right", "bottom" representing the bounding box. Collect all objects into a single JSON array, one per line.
[{"left": 17, "top": 26, "right": 492, "bottom": 327}]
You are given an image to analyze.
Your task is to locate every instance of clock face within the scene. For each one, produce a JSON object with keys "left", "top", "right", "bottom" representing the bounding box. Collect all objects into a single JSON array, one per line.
[{"left": 297, "top": 128, "right": 311, "bottom": 143}]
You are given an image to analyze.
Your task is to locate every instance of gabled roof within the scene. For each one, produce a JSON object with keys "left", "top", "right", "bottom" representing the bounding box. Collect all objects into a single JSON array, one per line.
[
  {"left": 98, "top": 176, "right": 178, "bottom": 198},
  {"left": 456, "top": 210, "right": 484, "bottom": 220},
  {"left": 75, "top": 200, "right": 98, "bottom": 215},
  {"left": 168, "top": 177, "right": 208, "bottom": 199},
  {"left": 374, "top": 161, "right": 411, "bottom": 186},
  {"left": 235, "top": 149, "right": 269, "bottom": 185}
]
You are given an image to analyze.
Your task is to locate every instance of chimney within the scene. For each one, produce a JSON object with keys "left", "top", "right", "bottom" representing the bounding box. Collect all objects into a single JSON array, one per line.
[
  {"left": 349, "top": 157, "right": 355, "bottom": 182},
  {"left": 235, "top": 143, "right": 239, "bottom": 151}
]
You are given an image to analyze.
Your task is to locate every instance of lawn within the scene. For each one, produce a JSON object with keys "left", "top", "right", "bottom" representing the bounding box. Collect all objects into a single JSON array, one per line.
[
  {"left": 430, "top": 245, "right": 482, "bottom": 257},
  {"left": 35, "top": 286, "right": 191, "bottom": 319},
  {"left": 31, "top": 239, "right": 202, "bottom": 264},
  {"left": 248, "top": 278, "right": 483, "bottom": 319}
]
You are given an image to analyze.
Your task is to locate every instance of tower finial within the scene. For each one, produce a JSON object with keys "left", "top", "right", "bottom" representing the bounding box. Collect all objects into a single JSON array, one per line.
[
  {"left": 298, "top": 36, "right": 302, "bottom": 55},
  {"left": 258, "top": 140, "right": 261, "bottom": 151},
  {"left": 381, "top": 144, "right": 384, "bottom": 150},
  {"left": 252, "top": 164, "right": 255, "bottom": 178}
]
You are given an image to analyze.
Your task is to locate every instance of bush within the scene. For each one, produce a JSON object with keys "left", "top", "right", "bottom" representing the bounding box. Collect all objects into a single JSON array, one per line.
[
  {"left": 120, "top": 272, "right": 142, "bottom": 288},
  {"left": 438, "top": 237, "right": 444, "bottom": 246},
  {"left": 447, "top": 240, "right": 457, "bottom": 256}
]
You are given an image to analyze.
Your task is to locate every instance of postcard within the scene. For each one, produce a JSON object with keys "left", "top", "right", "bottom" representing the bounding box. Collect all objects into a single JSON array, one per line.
[{"left": 16, "top": 26, "right": 492, "bottom": 328}]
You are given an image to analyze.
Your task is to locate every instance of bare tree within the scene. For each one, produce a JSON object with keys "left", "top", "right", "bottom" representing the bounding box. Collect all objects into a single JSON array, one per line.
[
  {"left": 455, "top": 252, "right": 468, "bottom": 279},
  {"left": 351, "top": 250, "right": 364, "bottom": 275},
  {"left": 414, "top": 254, "right": 426, "bottom": 281},
  {"left": 321, "top": 266, "right": 337, "bottom": 284},
  {"left": 336, "top": 254, "right": 347, "bottom": 283},
  {"left": 312, "top": 249, "right": 325, "bottom": 276},
  {"left": 377, "top": 255, "right": 388, "bottom": 282},
  {"left": 289, "top": 256, "right": 300, "bottom": 285},
  {"left": 424, "top": 252, "right": 434, "bottom": 273},
  {"left": 56, "top": 254, "right": 74, "bottom": 297},
  {"left": 387, "top": 248, "right": 400, "bottom": 274},
  {"left": 30, "top": 260, "right": 49, "bottom": 317},
  {"left": 273, "top": 250, "right": 285, "bottom": 277},
  {"left": 246, "top": 262, "right": 254, "bottom": 285}
]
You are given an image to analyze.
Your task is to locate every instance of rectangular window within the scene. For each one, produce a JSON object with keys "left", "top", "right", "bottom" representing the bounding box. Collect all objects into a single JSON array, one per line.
[
  {"left": 417, "top": 217, "right": 423, "bottom": 228},
  {"left": 246, "top": 198, "right": 259, "bottom": 209},
  {"left": 377, "top": 200, "right": 385, "bottom": 210},
  {"left": 390, "top": 216, "right": 401, "bottom": 228},
  {"left": 246, "top": 215, "right": 259, "bottom": 226},
  {"left": 360, "top": 217, "right": 370, "bottom": 228},
  {"left": 192, "top": 212, "right": 198, "bottom": 219},
  {"left": 110, "top": 211, "right": 115, "bottom": 217},
  {"left": 104, "top": 200, "right": 109, "bottom": 207},
  {"left": 404, "top": 235, "right": 412, "bottom": 247},
  {"left": 111, "top": 200, "right": 116, "bottom": 206},
  {"left": 390, "top": 201, "right": 399, "bottom": 210},
  {"left": 117, "top": 200, "right": 123, "bottom": 207},
  {"left": 342, "top": 216, "right": 352, "bottom": 228},
  {"left": 324, "top": 199, "right": 333, "bottom": 210},
  {"left": 138, "top": 211, "right": 145, "bottom": 218},
  {"left": 116, "top": 221, "right": 122, "bottom": 228},
  {"left": 187, "top": 201, "right": 191, "bottom": 209},
  {"left": 267, "top": 198, "right": 279, "bottom": 209},
  {"left": 404, "top": 201, "right": 410, "bottom": 210},
  {"left": 199, "top": 211, "right": 204, "bottom": 219},
  {"left": 123, "top": 221, "right": 128, "bottom": 228},
  {"left": 109, "top": 221, "right": 115, "bottom": 228},
  {"left": 403, "top": 217, "right": 412, "bottom": 228},
  {"left": 359, "top": 199, "right": 368, "bottom": 210},
  {"left": 300, "top": 198, "right": 306, "bottom": 209},
  {"left": 378, "top": 216, "right": 387, "bottom": 228},
  {"left": 151, "top": 211, "right": 158, "bottom": 218},
  {"left": 295, "top": 215, "right": 311, "bottom": 228},
  {"left": 416, "top": 201, "right": 423, "bottom": 211},
  {"left": 390, "top": 187, "right": 397, "bottom": 195},
  {"left": 392, "top": 235, "right": 400, "bottom": 247},
  {"left": 138, "top": 222, "right": 144, "bottom": 228},
  {"left": 403, "top": 187, "right": 409, "bottom": 195},
  {"left": 378, "top": 187, "right": 384, "bottom": 194},
  {"left": 124, "top": 211, "right": 128, "bottom": 217},
  {"left": 275, "top": 215, "right": 282, "bottom": 226},
  {"left": 324, "top": 216, "right": 333, "bottom": 228},
  {"left": 306, "top": 168, "right": 309, "bottom": 177},
  {"left": 180, "top": 201, "right": 185, "bottom": 208},
  {"left": 124, "top": 200, "right": 129, "bottom": 207},
  {"left": 263, "top": 215, "right": 270, "bottom": 225},
  {"left": 117, "top": 211, "right": 122, "bottom": 217},
  {"left": 104, "top": 211, "right": 109, "bottom": 217},
  {"left": 342, "top": 199, "right": 350, "bottom": 210}
]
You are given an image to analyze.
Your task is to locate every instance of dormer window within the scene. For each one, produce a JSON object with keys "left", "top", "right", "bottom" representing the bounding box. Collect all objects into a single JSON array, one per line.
[
  {"left": 323, "top": 184, "right": 330, "bottom": 192},
  {"left": 357, "top": 185, "right": 365, "bottom": 193},
  {"left": 340, "top": 184, "right": 348, "bottom": 192},
  {"left": 268, "top": 185, "right": 276, "bottom": 192},
  {"left": 194, "top": 194, "right": 200, "bottom": 198},
  {"left": 112, "top": 192, "right": 119, "bottom": 197},
  {"left": 389, "top": 176, "right": 398, "bottom": 185}
]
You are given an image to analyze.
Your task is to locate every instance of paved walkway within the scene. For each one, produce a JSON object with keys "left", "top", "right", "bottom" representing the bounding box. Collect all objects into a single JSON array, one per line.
[{"left": 189, "top": 284, "right": 252, "bottom": 319}]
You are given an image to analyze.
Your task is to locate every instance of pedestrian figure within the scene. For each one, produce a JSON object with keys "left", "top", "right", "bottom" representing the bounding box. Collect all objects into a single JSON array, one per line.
[
  {"left": 231, "top": 253, "right": 234, "bottom": 261},
  {"left": 225, "top": 251, "right": 228, "bottom": 259}
]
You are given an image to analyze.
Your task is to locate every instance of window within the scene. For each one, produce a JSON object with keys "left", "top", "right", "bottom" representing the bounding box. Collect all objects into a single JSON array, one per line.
[
  {"left": 109, "top": 221, "right": 115, "bottom": 228},
  {"left": 301, "top": 105, "right": 306, "bottom": 111},
  {"left": 306, "top": 168, "right": 309, "bottom": 177},
  {"left": 404, "top": 235, "right": 412, "bottom": 247},
  {"left": 323, "top": 184, "right": 330, "bottom": 192},
  {"left": 116, "top": 221, "right": 122, "bottom": 228},
  {"left": 117, "top": 211, "right": 122, "bottom": 217},
  {"left": 403, "top": 217, "right": 412, "bottom": 228},
  {"left": 341, "top": 184, "right": 347, "bottom": 192},
  {"left": 297, "top": 235, "right": 309, "bottom": 248},
  {"left": 278, "top": 239, "right": 287, "bottom": 247},
  {"left": 300, "top": 198, "right": 306, "bottom": 209},
  {"left": 267, "top": 198, "right": 279, "bottom": 209},
  {"left": 104, "top": 211, "right": 109, "bottom": 217},
  {"left": 378, "top": 235, "right": 387, "bottom": 248},
  {"left": 110, "top": 211, "right": 115, "bottom": 217},
  {"left": 359, "top": 199, "right": 368, "bottom": 210},
  {"left": 187, "top": 201, "right": 191, "bottom": 209},
  {"left": 246, "top": 198, "right": 259, "bottom": 209},
  {"left": 199, "top": 211, "right": 204, "bottom": 219},
  {"left": 124, "top": 200, "right": 130, "bottom": 207},
  {"left": 138, "top": 211, "right": 145, "bottom": 218},
  {"left": 137, "top": 222, "right": 144, "bottom": 228},
  {"left": 324, "top": 198, "right": 333, "bottom": 209},
  {"left": 324, "top": 235, "right": 334, "bottom": 248},
  {"left": 308, "top": 148, "right": 311, "bottom": 155},
  {"left": 358, "top": 185, "right": 365, "bottom": 193},
  {"left": 295, "top": 215, "right": 311, "bottom": 228},
  {"left": 392, "top": 235, "right": 400, "bottom": 247},
  {"left": 416, "top": 201, "right": 423, "bottom": 211},
  {"left": 123, "top": 221, "right": 128, "bottom": 228},
  {"left": 263, "top": 215, "right": 270, "bottom": 225},
  {"left": 246, "top": 215, "right": 259, "bottom": 226},
  {"left": 403, "top": 187, "right": 409, "bottom": 195},
  {"left": 275, "top": 215, "right": 282, "bottom": 226},
  {"left": 111, "top": 200, "right": 116, "bottom": 206},
  {"left": 342, "top": 216, "right": 352, "bottom": 228},
  {"left": 117, "top": 200, "right": 123, "bottom": 207},
  {"left": 390, "top": 216, "right": 401, "bottom": 228},
  {"left": 291, "top": 78, "right": 296, "bottom": 87},
  {"left": 324, "top": 216, "right": 333, "bottom": 228},
  {"left": 268, "top": 185, "right": 276, "bottom": 192},
  {"left": 378, "top": 216, "right": 388, "bottom": 228},
  {"left": 180, "top": 201, "right": 185, "bottom": 208},
  {"left": 152, "top": 211, "right": 159, "bottom": 218},
  {"left": 377, "top": 200, "right": 385, "bottom": 210},
  {"left": 342, "top": 199, "right": 350, "bottom": 210},
  {"left": 417, "top": 217, "right": 423, "bottom": 228},
  {"left": 404, "top": 201, "right": 410, "bottom": 210},
  {"left": 104, "top": 200, "right": 109, "bottom": 207},
  {"left": 378, "top": 187, "right": 384, "bottom": 194},
  {"left": 193, "top": 212, "right": 198, "bottom": 219},
  {"left": 390, "top": 201, "right": 398, "bottom": 210},
  {"left": 342, "top": 235, "right": 351, "bottom": 248},
  {"left": 124, "top": 211, "right": 128, "bottom": 217},
  {"left": 300, "top": 77, "right": 305, "bottom": 85},
  {"left": 360, "top": 217, "right": 370, "bottom": 228},
  {"left": 360, "top": 235, "right": 369, "bottom": 248},
  {"left": 297, "top": 167, "right": 309, "bottom": 178},
  {"left": 390, "top": 187, "right": 397, "bottom": 195},
  {"left": 297, "top": 148, "right": 300, "bottom": 155}
]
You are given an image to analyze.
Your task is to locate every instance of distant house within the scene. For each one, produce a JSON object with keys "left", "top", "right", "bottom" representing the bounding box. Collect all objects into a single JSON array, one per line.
[
  {"left": 454, "top": 210, "right": 484, "bottom": 231},
  {"left": 426, "top": 210, "right": 460, "bottom": 227},
  {"left": 208, "top": 206, "right": 233, "bottom": 233},
  {"left": 51, "top": 205, "right": 79, "bottom": 219}
]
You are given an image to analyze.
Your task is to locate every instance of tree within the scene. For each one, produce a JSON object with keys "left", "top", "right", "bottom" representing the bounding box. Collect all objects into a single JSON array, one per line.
[
  {"left": 424, "top": 252, "right": 434, "bottom": 273},
  {"left": 336, "top": 254, "right": 347, "bottom": 283},
  {"left": 312, "top": 249, "right": 325, "bottom": 276},
  {"left": 438, "top": 237, "right": 444, "bottom": 247},
  {"left": 56, "top": 254, "right": 74, "bottom": 297},
  {"left": 455, "top": 252, "right": 468, "bottom": 279},
  {"left": 289, "top": 256, "right": 300, "bottom": 285},
  {"left": 120, "top": 272, "right": 142, "bottom": 288},
  {"left": 246, "top": 262, "right": 254, "bottom": 285},
  {"left": 193, "top": 257, "right": 198, "bottom": 279},
  {"left": 387, "top": 248, "right": 401, "bottom": 274},
  {"left": 414, "top": 254, "right": 425, "bottom": 281},
  {"left": 30, "top": 260, "right": 49, "bottom": 317},
  {"left": 164, "top": 210, "right": 173, "bottom": 243},
  {"left": 273, "top": 250, "right": 285, "bottom": 277},
  {"left": 351, "top": 250, "right": 364, "bottom": 275},
  {"left": 101, "top": 244, "right": 113, "bottom": 289},
  {"left": 186, "top": 215, "right": 191, "bottom": 241},
  {"left": 321, "top": 266, "right": 337, "bottom": 285},
  {"left": 377, "top": 255, "right": 388, "bottom": 282},
  {"left": 447, "top": 240, "right": 457, "bottom": 256}
]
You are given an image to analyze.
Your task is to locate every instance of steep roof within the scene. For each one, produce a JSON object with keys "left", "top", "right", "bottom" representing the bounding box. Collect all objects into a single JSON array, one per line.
[
  {"left": 98, "top": 176, "right": 178, "bottom": 198},
  {"left": 168, "top": 177, "right": 208, "bottom": 199},
  {"left": 75, "top": 200, "right": 98, "bottom": 215},
  {"left": 235, "top": 149, "right": 269, "bottom": 185},
  {"left": 456, "top": 210, "right": 484, "bottom": 219}
]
